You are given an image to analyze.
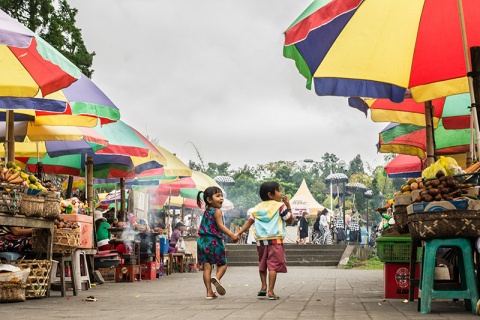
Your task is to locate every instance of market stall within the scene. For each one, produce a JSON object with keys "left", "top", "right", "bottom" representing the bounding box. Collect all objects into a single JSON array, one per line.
[{"left": 376, "top": 156, "right": 480, "bottom": 314}]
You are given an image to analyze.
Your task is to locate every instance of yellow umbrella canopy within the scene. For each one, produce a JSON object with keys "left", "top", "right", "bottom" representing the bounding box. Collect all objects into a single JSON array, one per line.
[{"left": 154, "top": 144, "right": 192, "bottom": 177}]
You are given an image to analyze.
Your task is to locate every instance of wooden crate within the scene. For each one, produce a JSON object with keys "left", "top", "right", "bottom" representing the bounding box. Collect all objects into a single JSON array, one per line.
[{"left": 98, "top": 267, "right": 116, "bottom": 282}]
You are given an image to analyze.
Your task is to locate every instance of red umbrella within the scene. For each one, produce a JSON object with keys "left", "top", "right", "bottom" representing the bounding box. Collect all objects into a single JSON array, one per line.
[{"left": 385, "top": 154, "right": 425, "bottom": 178}]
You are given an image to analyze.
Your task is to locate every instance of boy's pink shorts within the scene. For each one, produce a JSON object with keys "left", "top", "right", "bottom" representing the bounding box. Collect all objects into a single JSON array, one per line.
[{"left": 257, "top": 244, "right": 287, "bottom": 273}]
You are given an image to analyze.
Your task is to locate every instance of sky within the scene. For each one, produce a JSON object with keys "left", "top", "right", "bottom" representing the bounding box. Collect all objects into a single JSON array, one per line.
[{"left": 67, "top": 0, "right": 387, "bottom": 171}]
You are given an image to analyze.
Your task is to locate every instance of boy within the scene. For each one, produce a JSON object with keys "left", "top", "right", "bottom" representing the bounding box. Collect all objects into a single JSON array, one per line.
[{"left": 236, "top": 181, "right": 293, "bottom": 300}]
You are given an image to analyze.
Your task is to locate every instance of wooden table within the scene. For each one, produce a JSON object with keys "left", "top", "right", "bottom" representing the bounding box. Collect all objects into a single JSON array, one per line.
[
  {"left": 0, "top": 212, "right": 54, "bottom": 260},
  {"left": 0, "top": 212, "right": 55, "bottom": 297}
]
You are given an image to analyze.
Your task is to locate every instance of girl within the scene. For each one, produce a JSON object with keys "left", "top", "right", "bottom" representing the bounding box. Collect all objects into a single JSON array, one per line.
[{"left": 197, "top": 186, "right": 238, "bottom": 300}]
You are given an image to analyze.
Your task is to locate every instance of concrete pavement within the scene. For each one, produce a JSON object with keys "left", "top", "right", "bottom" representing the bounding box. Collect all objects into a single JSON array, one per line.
[{"left": 2, "top": 266, "right": 478, "bottom": 319}]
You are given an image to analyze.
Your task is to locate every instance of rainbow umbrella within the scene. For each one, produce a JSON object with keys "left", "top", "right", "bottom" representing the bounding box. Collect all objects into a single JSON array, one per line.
[
  {"left": 378, "top": 121, "right": 473, "bottom": 159},
  {"left": 16, "top": 121, "right": 166, "bottom": 178},
  {"left": 179, "top": 171, "right": 223, "bottom": 199},
  {"left": 0, "top": 73, "right": 120, "bottom": 127},
  {"left": 0, "top": 9, "right": 80, "bottom": 98},
  {"left": 284, "top": 0, "right": 480, "bottom": 162},
  {"left": 348, "top": 93, "right": 471, "bottom": 129},
  {"left": 0, "top": 122, "right": 108, "bottom": 158},
  {"left": 284, "top": 0, "right": 480, "bottom": 102}
]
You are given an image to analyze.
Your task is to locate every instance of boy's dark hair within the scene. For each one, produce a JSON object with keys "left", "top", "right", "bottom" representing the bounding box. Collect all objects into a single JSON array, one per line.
[
  {"left": 259, "top": 181, "right": 280, "bottom": 201},
  {"left": 197, "top": 186, "right": 223, "bottom": 208}
]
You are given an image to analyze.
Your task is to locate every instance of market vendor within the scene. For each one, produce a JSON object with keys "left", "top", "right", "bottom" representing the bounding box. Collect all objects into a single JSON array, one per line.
[
  {"left": 94, "top": 210, "right": 111, "bottom": 251},
  {"left": 0, "top": 226, "right": 33, "bottom": 255},
  {"left": 169, "top": 221, "right": 186, "bottom": 253}
]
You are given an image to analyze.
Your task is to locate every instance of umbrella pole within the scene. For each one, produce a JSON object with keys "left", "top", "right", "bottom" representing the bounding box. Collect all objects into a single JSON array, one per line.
[
  {"left": 6, "top": 110, "right": 14, "bottom": 163},
  {"left": 342, "top": 181, "right": 346, "bottom": 229},
  {"left": 424, "top": 101, "right": 436, "bottom": 166},
  {"left": 120, "top": 178, "right": 126, "bottom": 220},
  {"left": 86, "top": 157, "right": 94, "bottom": 214}
]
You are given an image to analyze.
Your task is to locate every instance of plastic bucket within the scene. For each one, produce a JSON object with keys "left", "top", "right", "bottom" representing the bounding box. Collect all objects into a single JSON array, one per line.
[{"left": 159, "top": 237, "right": 169, "bottom": 254}]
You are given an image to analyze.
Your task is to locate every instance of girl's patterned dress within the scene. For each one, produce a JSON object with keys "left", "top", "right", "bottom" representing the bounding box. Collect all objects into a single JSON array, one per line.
[{"left": 197, "top": 208, "right": 227, "bottom": 266}]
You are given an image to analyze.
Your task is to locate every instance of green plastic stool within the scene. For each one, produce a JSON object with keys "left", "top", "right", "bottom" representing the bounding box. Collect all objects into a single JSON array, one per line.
[{"left": 419, "top": 238, "right": 479, "bottom": 314}]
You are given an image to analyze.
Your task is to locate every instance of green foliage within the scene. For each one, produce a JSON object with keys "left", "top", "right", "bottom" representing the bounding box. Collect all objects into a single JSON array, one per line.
[
  {"left": 344, "top": 257, "right": 357, "bottom": 269},
  {"left": 186, "top": 151, "right": 396, "bottom": 219},
  {"left": 231, "top": 218, "right": 247, "bottom": 227},
  {"left": 0, "top": 0, "right": 95, "bottom": 77},
  {"left": 344, "top": 254, "right": 384, "bottom": 270}
]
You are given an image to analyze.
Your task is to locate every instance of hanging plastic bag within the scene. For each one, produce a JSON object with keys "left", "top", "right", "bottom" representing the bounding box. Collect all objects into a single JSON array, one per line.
[{"left": 175, "top": 238, "right": 186, "bottom": 253}]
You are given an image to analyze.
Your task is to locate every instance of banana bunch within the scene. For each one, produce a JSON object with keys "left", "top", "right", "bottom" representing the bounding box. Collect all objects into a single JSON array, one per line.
[{"left": 0, "top": 161, "right": 28, "bottom": 185}]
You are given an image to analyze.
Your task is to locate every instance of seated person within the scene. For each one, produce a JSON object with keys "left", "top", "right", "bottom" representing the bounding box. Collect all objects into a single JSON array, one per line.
[
  {"left": 0, "top": 226, "right": 33, "bottom": 255},
  {"left": 94, "top": 210, "right": 111, "bottom": 251},
  {"left": 169, "top": 221, "right": 186, "bottom": 253}
]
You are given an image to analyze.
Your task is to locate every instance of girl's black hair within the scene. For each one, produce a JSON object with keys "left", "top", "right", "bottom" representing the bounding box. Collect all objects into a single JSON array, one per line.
[
  {"left": 197, "top": 186, "right": 223, "bottom": 209},
  {"left": 259, "top": 181, "right": 280, "bottom": 201}
]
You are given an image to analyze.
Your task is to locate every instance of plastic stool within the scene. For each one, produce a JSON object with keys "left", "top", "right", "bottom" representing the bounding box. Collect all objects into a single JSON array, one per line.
[
  {"left": 0, "top": 252, "right": 22, "bottom": 260},
  {"left": 73, "top": 250, "right": 91, "bottom": 290},
  {"left": 51, "top": 253, "right": 78, "bottom": 297},
  {"left": 419, "top": 238, "right": 479, "bottom": 314},
  {"left": 52, "top": 250, "right": 91, "bottom": 292}
]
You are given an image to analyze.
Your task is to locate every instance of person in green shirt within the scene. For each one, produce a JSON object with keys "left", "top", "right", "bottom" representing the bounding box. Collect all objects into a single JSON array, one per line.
[{"left": 94, "top": 210, "right": 111, "bottom": 251}]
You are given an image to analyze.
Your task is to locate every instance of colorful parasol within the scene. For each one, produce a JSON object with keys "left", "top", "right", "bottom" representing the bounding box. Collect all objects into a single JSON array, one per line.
[
  {"left": 0, "top": 9, "right": 80, "bottom": 98},
  {"left": 284, "top": 0, "right": 480, "bottom": 103},
  {"left": 384, "top": 154, "right": 425, "bottom": 178},
  {"left": 378, "top": 121, "right": 473, "bottom": 159}
]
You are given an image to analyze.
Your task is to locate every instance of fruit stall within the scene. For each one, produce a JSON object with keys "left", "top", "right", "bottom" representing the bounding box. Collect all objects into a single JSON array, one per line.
[
  {"left": 0, "top": 161, "right": 85, "bottom": 301},
  {"left": 375, "top": 156, "right": 480, "bottom": 314}
]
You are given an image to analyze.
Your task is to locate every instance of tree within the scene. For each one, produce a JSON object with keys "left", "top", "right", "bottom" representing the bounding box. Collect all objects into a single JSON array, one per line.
[
  {"left": 0, "top": 0, "right": 95, "bottom": 77},
  {"left": 347, "top": 154, "right": 365, "bottom": 176}
]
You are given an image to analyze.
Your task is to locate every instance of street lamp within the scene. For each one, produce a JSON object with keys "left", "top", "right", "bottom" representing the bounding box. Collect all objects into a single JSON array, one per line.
[
  {"left": 304, "top": 158, "right": 346, "bottom": 211},
  {"left": 364, "top": 189, "right": 373, "bottom": 238}
]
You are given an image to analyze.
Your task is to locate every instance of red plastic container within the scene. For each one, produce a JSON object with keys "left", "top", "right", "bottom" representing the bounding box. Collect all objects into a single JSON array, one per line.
[
  {"left": 140, "top": 262, "right": 157, "bottom": 280},
  {"left": 384, "top": 262, "right": 420, "bottom": 299},
  {"left": 60, "top": 214, "right": 93, "bottom": 248}
]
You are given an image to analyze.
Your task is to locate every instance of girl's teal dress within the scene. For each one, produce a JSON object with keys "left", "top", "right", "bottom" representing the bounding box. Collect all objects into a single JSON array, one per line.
[{"left": 197, "top": 208, "right": 227, "bottom": 266}]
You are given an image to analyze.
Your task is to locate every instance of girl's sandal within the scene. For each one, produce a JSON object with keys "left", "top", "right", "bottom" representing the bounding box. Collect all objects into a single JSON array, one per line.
[
  {"left": 268, "top": 295, "right": 280, "bottom": 300},
  {"left": 211, "top": 277, "right": 226, "bottom": 296},
  {"left": 206, "top": 293, "right": 218, "bottom": 300}
]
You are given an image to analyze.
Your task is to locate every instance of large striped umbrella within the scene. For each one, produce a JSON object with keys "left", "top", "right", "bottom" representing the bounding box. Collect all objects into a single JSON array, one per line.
[
  {"left": 378, "top": 121, "right": 473, "bottom": 160},
  {"left": 0, "top": 9, "right": 80, "bottom": 98},
  {"left": 284, "top": 0, "right": 480, "bottom": 163},
  {"left": 284, "top": 0, "right": 480, "bottom": 102}
]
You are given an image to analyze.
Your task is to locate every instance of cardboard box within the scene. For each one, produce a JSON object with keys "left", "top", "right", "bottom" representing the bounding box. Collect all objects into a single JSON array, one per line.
[
  {"left": 60, "top": 214, "right": 93, "bottom": 248},
  {"left": 407, "top": 199, "right": 469, "bottom": 214}
]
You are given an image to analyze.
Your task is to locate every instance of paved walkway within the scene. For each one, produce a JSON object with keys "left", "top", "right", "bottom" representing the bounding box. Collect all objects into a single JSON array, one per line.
[{"left": 2, "top": 267, "right": 478, "bottom": 319}]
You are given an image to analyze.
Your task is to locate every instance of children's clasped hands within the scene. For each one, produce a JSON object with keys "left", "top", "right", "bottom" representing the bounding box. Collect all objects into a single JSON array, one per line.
[{"left": 230, "top": 233, "right": 239, "bottom": 243}]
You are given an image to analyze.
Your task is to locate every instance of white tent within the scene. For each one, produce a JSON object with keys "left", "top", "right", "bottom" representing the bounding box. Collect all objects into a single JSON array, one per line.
[{"left": 290, "top": 179, "right": 328, "bottom": 217}]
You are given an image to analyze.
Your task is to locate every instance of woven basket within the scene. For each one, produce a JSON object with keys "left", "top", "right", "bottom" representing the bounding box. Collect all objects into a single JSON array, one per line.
[
  {"left": 0, "top": 183, "right": 26, "bottom": 215},
  {"left": 407, "top": 210, "right": 480, "bottom": 239},
  {"left": 33, "top": 228, "right": 80, "bottom": 254},
  {"left": 6, "top": 260, "right": 52, "bottom": 299},
  {"left": 0, "top": 281, "right": 26, "bottom": 303},
  {"left": 19, "top": 195, "right": 45, "bottom": 217},
  {"left": 393, "top": 205, "right": 409, "bottom": 234},
  {"left": 43, "top": 197, "right": 60, "bottom": 220}
]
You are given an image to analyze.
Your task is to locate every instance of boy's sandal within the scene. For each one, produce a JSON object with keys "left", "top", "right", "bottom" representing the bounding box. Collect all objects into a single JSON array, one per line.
[
  {"left": 268, "top": 295, "right": 280, "bottom": 300},
  {"left": 257, "top": 290, "right": 267, "bottom": 296}
]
